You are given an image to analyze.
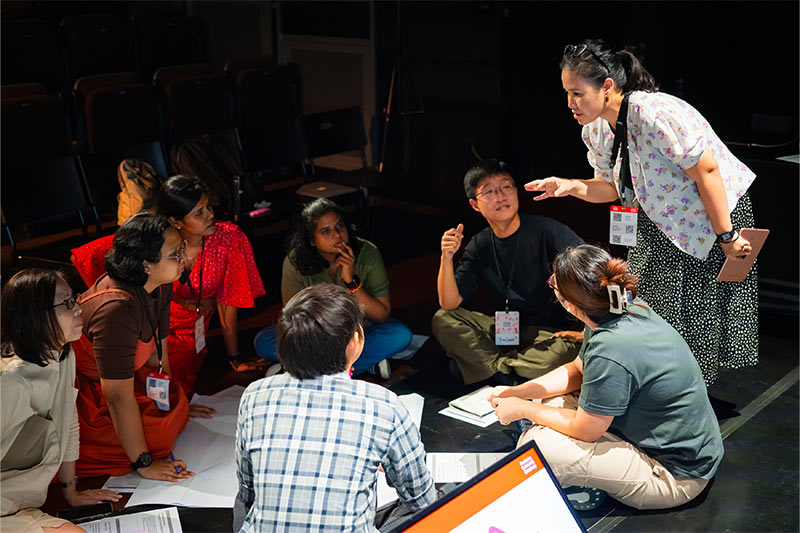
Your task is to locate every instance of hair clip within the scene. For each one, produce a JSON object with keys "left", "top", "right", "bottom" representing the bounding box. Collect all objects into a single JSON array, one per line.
[{"left": 607, "top": 285, "right": 632, "bottom": 314}]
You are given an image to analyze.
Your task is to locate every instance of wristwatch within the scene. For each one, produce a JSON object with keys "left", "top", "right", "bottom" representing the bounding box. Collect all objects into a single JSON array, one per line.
[
  {"left": 131, "top": 451, "right": 153, "bottom": 471},
  {"left": 344, "top": 275, "right": 361, "bottom": 291},
  {"left": 716, "top": 229, "right": 739, "bottom": 243}
]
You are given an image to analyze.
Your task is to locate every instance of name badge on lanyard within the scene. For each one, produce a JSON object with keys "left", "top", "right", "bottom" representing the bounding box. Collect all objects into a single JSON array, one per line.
[
  {"left": 490, "top": 226, "right": 522, "bottom": 346},
  {"left": 495, "top": 310, "right": 520, "bottom": 345},
  {"left": 609, "top": 205, "right": 638, "bottom": 247},
  {"left": 146, "top": 372, "right": 171, "bottom": 411},
  {"left": 195, "top": 315, "right": 206, "bottom": 353},
  {"left": 192, "top": 237, "right": 206, "bottom": 354}
]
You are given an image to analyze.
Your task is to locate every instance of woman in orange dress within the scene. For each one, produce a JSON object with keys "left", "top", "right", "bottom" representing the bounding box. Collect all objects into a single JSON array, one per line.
[{"left": 74, "top": 212, "right": 214, "bottom": 478}]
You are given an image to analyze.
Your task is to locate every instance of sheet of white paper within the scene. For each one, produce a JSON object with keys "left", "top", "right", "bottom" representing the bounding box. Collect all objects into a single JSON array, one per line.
[
  {"left": 448, "top": 385, "right": 495, "bottom": 418},
  {"left": 398, "top": 393, "right": 424, "bottom": 429},
  {"left": 438, "top": 406, "right": 498, "bottom": 428},
  {"left": 376, "top": 470, "right": 399, "bottom": 508},
  {"left": 125, "top": 386, "right": 244, "bottom": 508},
  {"left": 102, "top": 472, "right": 142, "bottom": 493},
  {"left": 427, "top": 452, "right": 507, "bottom": 483},
  {"left": 390, "top": 334, "right": 429, "bottom": 360},
  {"left": 81, "top": 506, "right": 182, "bottom": 533}
]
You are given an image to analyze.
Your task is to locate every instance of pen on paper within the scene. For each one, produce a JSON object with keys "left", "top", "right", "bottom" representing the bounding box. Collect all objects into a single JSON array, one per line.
[{"left": 168, "top": 452, "right": 181, "bottom": 474}]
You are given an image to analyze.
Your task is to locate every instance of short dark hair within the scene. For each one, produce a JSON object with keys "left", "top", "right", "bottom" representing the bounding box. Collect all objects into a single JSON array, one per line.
[
  {"left": 463, "top": 158, "right": 514, "bottom": 199},
  {"left": 552, "top": 244, "right": 639, "bottom": 324},
  {"left": 105, "top": 212, "right": 171, "bottom": 286},
  {"left": 288, "top": 198, "right": 361, "bottom": 276},
  {"left": 276, "top": 284, "right": 364, "bottom": 380},
  {"left": 156, "top": 174, "right": 208, "bottom": 221},
  {"left": 1, "top": 269, "right": 70, "bottom": 366}
]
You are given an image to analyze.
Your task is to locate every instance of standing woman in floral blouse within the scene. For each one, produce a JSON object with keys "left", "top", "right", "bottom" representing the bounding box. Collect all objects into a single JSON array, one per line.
[{"left": 526, "top": 39, "right": 757, "bottom": 385}]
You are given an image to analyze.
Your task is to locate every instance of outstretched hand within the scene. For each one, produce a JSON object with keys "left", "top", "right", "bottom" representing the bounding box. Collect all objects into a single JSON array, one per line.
[{"left": 524, "top": 177, "right": 572, "bottom": 201}]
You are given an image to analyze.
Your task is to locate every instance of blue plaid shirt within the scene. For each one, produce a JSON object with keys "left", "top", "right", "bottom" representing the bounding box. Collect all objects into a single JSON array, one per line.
[{"left": 235, "top": 372, "right": 436, "bottom": 532}]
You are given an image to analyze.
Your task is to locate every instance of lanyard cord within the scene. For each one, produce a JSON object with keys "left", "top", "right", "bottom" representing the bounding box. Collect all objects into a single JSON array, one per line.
[
  {"left": 142, "top": 286, "right": 163, "bottom": 374},
  {"left": 193, "top": 237, "right": 205, "bottom": 314},
  {"left": 489, "top": 224, "right": 522, "bottom": 312},
  {"left": 610, "top": 93, "right": 633, "bottom": 205}
]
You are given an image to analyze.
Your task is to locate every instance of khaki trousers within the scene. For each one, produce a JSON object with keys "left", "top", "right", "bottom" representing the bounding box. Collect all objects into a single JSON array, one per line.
[
  {"left": 432, "top": 307, "right": 580, "bottom": 384},
  {"left": 518, "top": 394, "right": 709, "bottom": 510}
]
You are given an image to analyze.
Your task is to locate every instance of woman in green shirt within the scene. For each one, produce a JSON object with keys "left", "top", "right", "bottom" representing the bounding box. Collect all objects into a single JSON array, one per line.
[
  {"left": 254, "top": 199, "right": 411, "bottom": 378},
  {"left": 489, "top": 244, "right": 723, "bottom": 510}
]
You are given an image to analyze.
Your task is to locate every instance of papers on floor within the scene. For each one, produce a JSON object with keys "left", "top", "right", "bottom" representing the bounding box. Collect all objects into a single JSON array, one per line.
[
  {"left": 378, "top": 452, "right": 508, "bottom": 507},
  {"left": 81, "top": 506, "right": 182, "bottom": 533},
  {"left": 125, "top": 386, "right": 244, "bottom": 509},
  {"left": 399, "top": 392, "right": 424, "bottom": 429},
  {"left": 426, "top": 452, "right": 507, "bottom": 483},
  {"left": 439, "top": 386, "right": 498, "bottom": 427},
  {"left": 391, "top": 334, "right": 429, "bottom": 360},
  {"left": 102, "top": 472, "right": 142, "bottom": 493}
]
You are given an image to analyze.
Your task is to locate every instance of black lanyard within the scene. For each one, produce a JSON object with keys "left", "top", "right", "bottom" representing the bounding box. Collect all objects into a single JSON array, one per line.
[
  {"left": 193, "top": 237, "right": 205, "bottom": 314},
  {"left": 610, "top": 93, "right": 633, "bottom": 205},
  {"left": 489, "top": 224, "right": 522, "bottom": 312},
  {"left": 142, "top": 286, "right": 163, "bottom": 374}
]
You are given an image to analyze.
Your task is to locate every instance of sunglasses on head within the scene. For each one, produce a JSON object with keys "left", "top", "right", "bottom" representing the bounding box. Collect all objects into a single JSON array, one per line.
[{"left": 564, "top": 43, "right": 611, "bottom": 74}]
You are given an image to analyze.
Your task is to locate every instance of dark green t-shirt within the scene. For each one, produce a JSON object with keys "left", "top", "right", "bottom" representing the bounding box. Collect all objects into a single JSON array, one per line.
[
  {"left": 577, "top": 300, "right": 723, "bottom": 479},
  {"left": 281, "top": 237, "right": 390, "bottom": 305}
]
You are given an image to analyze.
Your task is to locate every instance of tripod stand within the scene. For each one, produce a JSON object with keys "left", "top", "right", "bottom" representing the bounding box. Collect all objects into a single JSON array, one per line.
[{"left": 376, "top": 1, "right": 426, "bottom": 174}]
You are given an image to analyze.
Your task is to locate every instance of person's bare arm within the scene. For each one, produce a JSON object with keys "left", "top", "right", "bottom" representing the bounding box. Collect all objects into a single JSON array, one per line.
[
  {"left": 437, "top": 224, "right": 464, "bottom": 310},
  {"left": 525, "top": 177, "right": 619, "bottom": 203},
  {"left": 685, "top": 150, "right": 752, "bottom": 260}
]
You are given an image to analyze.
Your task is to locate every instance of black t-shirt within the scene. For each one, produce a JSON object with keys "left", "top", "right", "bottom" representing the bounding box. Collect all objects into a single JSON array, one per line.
[{"left": 455, "top": 214, "right": 583, "bottom": 328}]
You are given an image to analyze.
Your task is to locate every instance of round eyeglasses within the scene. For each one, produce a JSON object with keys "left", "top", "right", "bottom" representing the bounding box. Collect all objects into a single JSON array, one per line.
[{"left": 54, "top": 294, "right": 78, "bottom": 311}]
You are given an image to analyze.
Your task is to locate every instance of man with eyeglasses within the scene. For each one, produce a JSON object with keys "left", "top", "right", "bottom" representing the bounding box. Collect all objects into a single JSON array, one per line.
[{"left": 433, "top": 158, "right": 585, "bottom": 385}]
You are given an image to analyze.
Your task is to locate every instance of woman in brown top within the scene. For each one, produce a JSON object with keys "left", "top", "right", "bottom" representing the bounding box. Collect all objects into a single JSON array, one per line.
[{"left": 74, "top": 213, "right": 214, "bottom": 478}]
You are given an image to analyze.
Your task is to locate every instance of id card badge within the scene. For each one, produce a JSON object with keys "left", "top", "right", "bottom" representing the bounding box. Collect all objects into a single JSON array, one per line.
[
  {"left": 495, "top": 310, "right": 520, "bottom": 346},
  {"left": 194, "top": 315, "right": 206, "bottom": 353},
  {"left": 146, "top": 373, "right": 171, "bottom": 411},
  {"left": 609, "top": 206, "right": 638, "bottom": 247}
]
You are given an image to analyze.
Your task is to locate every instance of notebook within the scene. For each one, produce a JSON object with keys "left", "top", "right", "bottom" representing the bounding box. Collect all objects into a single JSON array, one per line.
[
  {"left": 387, "top": 440, "right": 586, "bottom": 533},
  {"left": 448, "top": 386, "right": 496, "bottom": 418}
]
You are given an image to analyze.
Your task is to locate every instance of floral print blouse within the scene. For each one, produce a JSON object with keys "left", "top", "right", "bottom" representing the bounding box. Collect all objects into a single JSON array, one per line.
[{"left": 582, "top": 91, "right": 756, "bottom": 259}]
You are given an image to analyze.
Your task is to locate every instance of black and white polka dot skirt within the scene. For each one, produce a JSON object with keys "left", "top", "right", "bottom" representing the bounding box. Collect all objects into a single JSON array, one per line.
[{"left": 628, "top": 193, "right": 759, "bottom": 385}]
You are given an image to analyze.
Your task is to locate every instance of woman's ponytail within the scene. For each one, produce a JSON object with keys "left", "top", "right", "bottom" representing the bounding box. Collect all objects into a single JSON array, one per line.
[{"left": 616, "top": 49, "right": 658, "bottom": 93}]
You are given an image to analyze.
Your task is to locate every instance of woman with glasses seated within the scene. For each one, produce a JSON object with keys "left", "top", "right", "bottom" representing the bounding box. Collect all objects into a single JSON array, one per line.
[
  {"left": 73, "top": 212, "right": 214, "bottom": 479},
  {"left": 490, "top": 244, "right": 723, "bottom": 510},
  {"left": 525, "top": 39, "right": 757, "bottom": 386},
  {"left": 1, "top": 270, "right": 121, "bottom": 533},
  {"left": 155, "top": 175, "right": 267, "bottom": 395},
  {"left": 253, "top": 198, "right": 411, "bottom": 379}
]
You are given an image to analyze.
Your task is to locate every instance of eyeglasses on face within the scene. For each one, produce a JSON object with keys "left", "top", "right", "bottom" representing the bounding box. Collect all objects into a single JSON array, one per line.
[
  {"left": 564, "top": 43, "right": 611, "bottom": 74},
  {"left": 475, "top": 182, "right": 516, "bottom": 200},
  {"left": 162, "top": 240, "right": 188, "bottom": 262},
  {"left": 54, "top": 294, "right": 78, "bottom": 311}
]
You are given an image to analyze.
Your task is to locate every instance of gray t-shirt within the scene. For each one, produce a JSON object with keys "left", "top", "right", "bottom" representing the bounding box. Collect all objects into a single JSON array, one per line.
[{"left": 577, "top": 300, "right": 723, "bottom": 479}]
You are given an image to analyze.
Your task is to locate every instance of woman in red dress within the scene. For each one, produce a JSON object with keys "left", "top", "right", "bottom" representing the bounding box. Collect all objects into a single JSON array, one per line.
[
  {"left": 155, "top": 175, "right": 267, "bottom": 395},
  {"left": 74, "top": 212, "right": 214, "bottom": 478}
]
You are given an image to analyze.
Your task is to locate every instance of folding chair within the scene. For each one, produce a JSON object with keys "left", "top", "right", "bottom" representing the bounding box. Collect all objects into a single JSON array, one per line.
[
  {"left": 1, "top": 18, "right": 68, "bottom": 94},
  {"left": 77, "top": 77, "right": 168, "bottom": 219},
  {"left": 60, "top": 13, "right": 134, "bottom": 83},
  {"left": 301, "top": 106, "right": 414, "bottom": 236},
  {"left": 133, "top": 14, "right": 207, "bottom": 80}
]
